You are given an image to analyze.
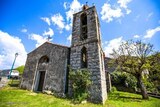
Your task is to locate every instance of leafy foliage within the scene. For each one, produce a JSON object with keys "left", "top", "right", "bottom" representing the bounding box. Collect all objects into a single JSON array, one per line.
[
  {"left": 15, "top": 65, "right": 25, "bottom": 74},
  {"left": 148, "top": 52, "right": 160, "bottom": 93},
  {"left": 69, "top": 68, "right": 91, "bottom": 103},
  {"left": 110, "top": 40, "right": 154, "bottom": 99},
  {"left": 111, "top": 72, "right": 137, "bottom": 92},
  {"left": 111, "top": 86, "right": 117, "bottom": 92},
  {"left": 142, "top": 77, "right": 156, "bottom": 93}
]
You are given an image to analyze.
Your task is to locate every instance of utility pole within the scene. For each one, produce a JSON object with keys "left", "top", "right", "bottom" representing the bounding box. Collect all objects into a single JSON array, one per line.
[{"left": 8, "top": 53, "right": 18, "bottom": 79}]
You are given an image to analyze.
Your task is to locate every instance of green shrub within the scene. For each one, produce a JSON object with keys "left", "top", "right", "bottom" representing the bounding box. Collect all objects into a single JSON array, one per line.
[
  {"left": 111, "top": 72, "right": 137, "bottom": 92},
  {"left": 125, "top": 73, "right": 137, "bottom": 89},
  {"left": 143, "top": 77, "right": 157, "bottom": 93},
  {"left": 111, "top": 86, "right": 117, "bottom": 92},
  {"left": 69, "top": 68, "right": 91, "bottom": 103},
  {"left": 15, "top": 65, "right": 24, "bottom": 75}
]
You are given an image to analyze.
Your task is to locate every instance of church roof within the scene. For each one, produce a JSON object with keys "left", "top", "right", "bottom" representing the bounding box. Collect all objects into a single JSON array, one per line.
[
  {"left": 45, "top": 41, "right": 69, "bottom": 48},
  {"left": 28, "top": 41, "right": 70, "bottom": 55}
]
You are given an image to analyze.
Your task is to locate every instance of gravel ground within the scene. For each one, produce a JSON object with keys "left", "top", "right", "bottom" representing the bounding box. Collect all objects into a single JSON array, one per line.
[{"left": 0, "top": 77, "right": 9, "bottom": 88}]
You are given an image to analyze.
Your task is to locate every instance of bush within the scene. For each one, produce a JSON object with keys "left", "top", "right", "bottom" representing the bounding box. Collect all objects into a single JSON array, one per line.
[
  {"left": 69, "top": 68, "right": 91, "bottom": 103},
  {"left": 111, "top": 86, "right": 117, "bottom": 92},
  {"left": 111, "top": 72, "right": 137, "bottom": 92},
  {"left": 15, "top": 65, "right": 24, "bottom": 75},
  {"left": 125, "top": 74, "right": 137, "bottom": 89},
  {"left": 143, "top": 77, "right": 157, "bottom": 93}
]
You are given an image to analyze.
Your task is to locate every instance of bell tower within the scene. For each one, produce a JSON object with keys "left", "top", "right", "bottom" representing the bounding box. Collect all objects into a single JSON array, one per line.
[{"left": 70, "top": 5, "right": 107, "bottom": 103}]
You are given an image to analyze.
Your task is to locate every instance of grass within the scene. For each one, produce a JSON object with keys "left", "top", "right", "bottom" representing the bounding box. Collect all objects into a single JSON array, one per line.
[{"left": 0, "top": 80, "right": 160, "bottom": 107}]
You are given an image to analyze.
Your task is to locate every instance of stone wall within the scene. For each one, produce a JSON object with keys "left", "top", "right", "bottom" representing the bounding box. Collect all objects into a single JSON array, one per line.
[
  {"left": 70, "top": 6, "right": 107, "bottom": 104},
  {"left": 20, "top": 42, "right": 70, "bottom": 96},
  {"left": 104, "top": 57, "right": 114, "bottom": 92}
]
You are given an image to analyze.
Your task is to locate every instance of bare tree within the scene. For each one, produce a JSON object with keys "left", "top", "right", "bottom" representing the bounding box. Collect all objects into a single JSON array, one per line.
[{"left": 110, "top": 40, "right": 153, "bottom": 99}]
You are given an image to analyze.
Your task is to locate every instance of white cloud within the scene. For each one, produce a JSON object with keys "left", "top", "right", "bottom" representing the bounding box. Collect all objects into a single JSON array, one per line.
[
  {"left": 0, "top": 30, "right": 27, "bottom": 69},
  {"left": 50, "top": 13, "right": 71, "bottom": 31},
  {"left": 41, "top": 0, "right": 82, "bottom": 32},
  {"left": 66, "top": 0, "right": 82, "bottom": 22},
  {"left": 126, "top": 9, "right": 131, "bottom": 14},
  {"left": 118, "top": 0, "right": 132, "bottom": 9},
  {"left": 103, "top": 36, "right": 124, "bottom": 57},
  {"left": 146, "top": 12, "right": 153, "bottom": 21},
  {"left": 29, "top": 28, "right": 54, "bottom": 47},
  {"left": 65, "top": 24, "right": 70, "bottom": 31},
  {"left": 29, "top": 33, "right": 46, "bottom": 47},
  {"left": 41, "top": 17, "right": 51, "bottom": 26},
  {"left": 67, "top": 34, "right": 72, "bottom": 42},
  {"left": 21, "top": 28, "right": 27, "bottom": 33},
  {"left": 65, "top": 0, "right": 82, "bottom": 30},
  {"left": 51, "top": 13, "right": 65, "bottom": 30},
  {"left": 118, "top": 0, "right": 132, "bottom": 14},
  {"left": 101, "top": 0, "right": 132, "bottom": 23},
  {"left": 101, "top": 3, "right": 123, "bottom": 23},
  {"left": 43, "top": 28, "right": 54, "bottom": 37},
  {"left": 133, "top": 35, "right": 140, "bottom": 38},
  {"left": 63, "top": 2, "right": 68, "bottom": 9},
  {"left": 144, "top": 26, "right": 160, "bottom": 39}
]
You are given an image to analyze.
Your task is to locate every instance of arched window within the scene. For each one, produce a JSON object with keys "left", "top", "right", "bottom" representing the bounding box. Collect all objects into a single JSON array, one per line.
[
  {"left": 81, "top": 47, "right": 87, "bottom": 68},
  {"left": 80, "top": 12, "right": 87, "bottom": 40},
  {"left": 39, "top": 56, "right": 49, "bottom": 64}
]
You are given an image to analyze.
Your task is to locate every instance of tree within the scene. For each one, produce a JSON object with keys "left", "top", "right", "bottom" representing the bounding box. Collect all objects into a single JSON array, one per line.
[
  {"left": 148, "top": 52, "right": 160, "bottom": 92},
  {"left": 15, "top": 65, "right": 25, "bottom": 75},
  {"left": 110, "top": 40, "right": 153, "bottom": 99}
]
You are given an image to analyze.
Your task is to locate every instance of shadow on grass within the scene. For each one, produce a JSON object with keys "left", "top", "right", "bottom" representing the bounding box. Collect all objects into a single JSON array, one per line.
[
  {"left": 8, "top": 79, "right": 20, "bottom": 87},
  {"left": 109, "top": 92, "right": 142, "bottom": 102}
]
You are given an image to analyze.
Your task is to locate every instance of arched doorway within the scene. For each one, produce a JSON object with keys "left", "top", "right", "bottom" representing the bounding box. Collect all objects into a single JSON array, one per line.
[{"left": 35, "top": 56, "right": 49, "bottom": 91}]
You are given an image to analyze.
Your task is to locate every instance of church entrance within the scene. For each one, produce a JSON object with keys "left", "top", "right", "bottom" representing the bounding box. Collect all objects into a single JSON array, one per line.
[{"left": 37, "top": 71, "right": 45, "bottom": 91}]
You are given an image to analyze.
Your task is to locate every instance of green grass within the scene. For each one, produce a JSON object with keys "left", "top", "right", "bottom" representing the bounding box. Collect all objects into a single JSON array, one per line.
[
  {"left": 108, "top": 91, "right": 160, "bottom": 107},
  {"left": 0, "top": 80, "right": 160, "bottom": 107}
]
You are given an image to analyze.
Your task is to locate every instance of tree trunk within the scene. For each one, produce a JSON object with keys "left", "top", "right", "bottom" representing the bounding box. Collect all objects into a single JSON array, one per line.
[{"left": 136, "top": 74, "right": 149, "bottom": 99}]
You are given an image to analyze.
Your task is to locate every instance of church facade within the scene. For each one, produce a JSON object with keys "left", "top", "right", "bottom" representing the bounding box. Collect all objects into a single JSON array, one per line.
[{"left": 20, "top": 5, "right": 108, "bottom": 103}]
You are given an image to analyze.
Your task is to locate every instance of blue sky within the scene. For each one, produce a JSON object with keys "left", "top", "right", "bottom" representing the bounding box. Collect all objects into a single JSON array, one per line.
[{"left": 0, "top": 0, "right": 160, "bottom": 69}]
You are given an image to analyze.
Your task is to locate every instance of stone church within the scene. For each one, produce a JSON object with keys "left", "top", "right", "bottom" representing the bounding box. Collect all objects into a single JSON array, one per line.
[{"left": 20, "top": 5, "right": 111, "bottom": 103}]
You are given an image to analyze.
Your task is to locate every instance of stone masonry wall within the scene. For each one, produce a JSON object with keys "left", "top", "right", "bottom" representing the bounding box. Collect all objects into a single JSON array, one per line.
[
  {"left": 104, "top": 57, "right": 112, "bottom": 92},
  {"left": 70, "top": 6, "right": 107, "bottom": 103},
  {"left": 20, "top": 42, "right": 70, "bottom": 96}
]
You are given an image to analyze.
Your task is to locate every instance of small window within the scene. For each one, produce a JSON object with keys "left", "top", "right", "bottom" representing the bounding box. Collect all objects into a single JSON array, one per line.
[
  {"left": 81, "top": 47, "right": 87, "bottom": 68},
  {"left": 80, "top": 12, "right": 87, "bottom": 40}
]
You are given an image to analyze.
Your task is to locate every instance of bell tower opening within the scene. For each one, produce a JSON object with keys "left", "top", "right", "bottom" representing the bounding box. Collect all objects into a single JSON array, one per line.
[
  {"left": 35, "top": 55, "right": 49, "bottom": 91},
  {"left": 80, "top": 12, "right": 87, "bottom": 40},
  {"left": 81, "top": 47, "right": 87, "bottom": 68}
]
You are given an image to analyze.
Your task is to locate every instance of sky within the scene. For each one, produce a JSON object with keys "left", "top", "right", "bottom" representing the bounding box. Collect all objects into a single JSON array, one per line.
[{"left": 0, "top": 0, "right": 160, "bottom": 69}]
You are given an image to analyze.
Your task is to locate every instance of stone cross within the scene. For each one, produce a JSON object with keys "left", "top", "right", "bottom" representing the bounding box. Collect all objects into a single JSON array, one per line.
[
  {"left": 47, "top": 35, "right": 52, "bottom": 42},
  {"left": 86, "top": 2, "right": 88, "bottom": 5}
]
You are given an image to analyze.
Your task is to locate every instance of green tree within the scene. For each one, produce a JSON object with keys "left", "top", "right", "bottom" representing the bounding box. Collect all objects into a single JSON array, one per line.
[
  {"left": 110, "top": 40, "right": 153, "bottom": 99},
  {"left": 148, "top": 52, "right": 160, "bottom": 92},
  {"left": 15, "top": 65, "right": 25, "bottom": 75}
]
